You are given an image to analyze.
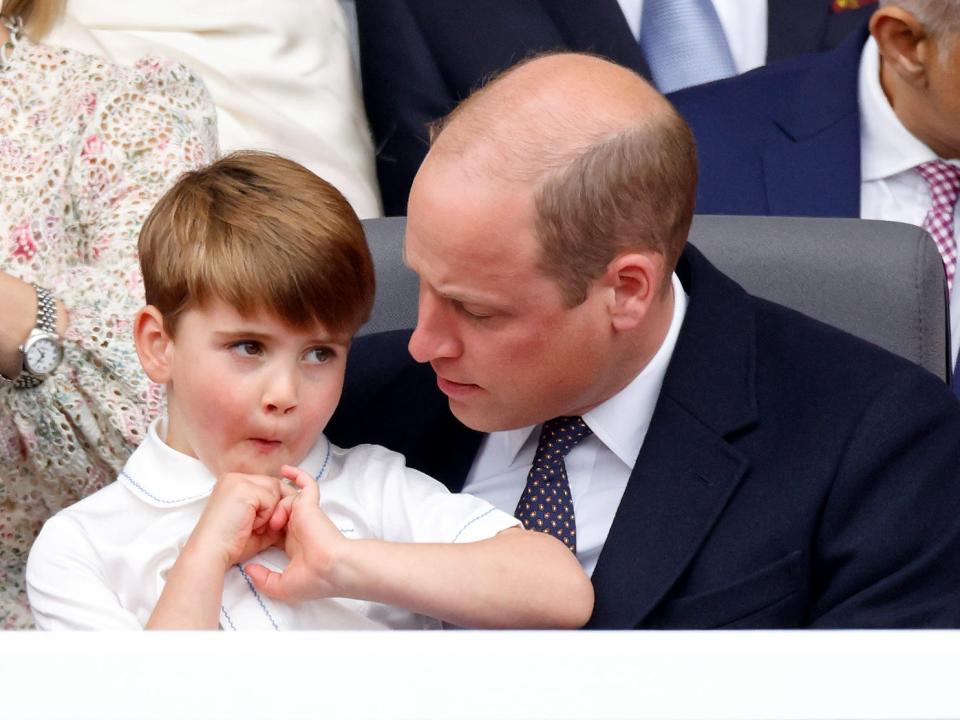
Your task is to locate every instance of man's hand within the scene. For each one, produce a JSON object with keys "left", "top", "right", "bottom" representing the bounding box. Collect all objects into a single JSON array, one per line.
[
  {"left": 183, "top": 472, "right": 287, "bottom": 571},
  {"left": 244, "top": 464, "right": 347, "bottom": 603}
]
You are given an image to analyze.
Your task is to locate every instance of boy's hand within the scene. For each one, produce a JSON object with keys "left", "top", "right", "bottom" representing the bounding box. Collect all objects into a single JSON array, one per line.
[
  {"left": 244, "top": 464, "right": 348, "bottom": 603},
  {"left": 183, "top": 472, "right": 287, "bottom": 571}
]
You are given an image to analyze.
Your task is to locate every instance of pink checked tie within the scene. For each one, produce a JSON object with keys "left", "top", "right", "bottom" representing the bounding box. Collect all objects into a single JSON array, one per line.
[{"left": 917, "top": 160, "right": 960, "bottom": 289}]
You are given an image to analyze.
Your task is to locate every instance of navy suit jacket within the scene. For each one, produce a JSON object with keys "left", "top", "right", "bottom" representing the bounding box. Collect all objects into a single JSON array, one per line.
[
  {"left": 356, "top": 0, "right": 877, "bottom": 216},
  {"left": 327, "top": 244, "right": 960, "bottom": 629},
  {"left": 670, "top": 24, "right": 869, "bottom": 217}
]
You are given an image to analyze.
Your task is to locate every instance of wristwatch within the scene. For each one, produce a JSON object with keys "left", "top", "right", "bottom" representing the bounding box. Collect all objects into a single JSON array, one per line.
[{"left": 0, "top": 284, "right": 63, "bottom": 388}]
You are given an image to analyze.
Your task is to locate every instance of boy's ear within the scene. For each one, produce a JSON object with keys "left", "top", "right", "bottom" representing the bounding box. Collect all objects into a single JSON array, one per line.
[{"left": 134, "top": 306, "right": 174, "bottom": 384}]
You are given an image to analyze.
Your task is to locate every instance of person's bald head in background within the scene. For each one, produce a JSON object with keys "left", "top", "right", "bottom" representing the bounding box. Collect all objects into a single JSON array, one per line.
[{"left": 403, "top": 53, "right": 698, "bottom": 432}]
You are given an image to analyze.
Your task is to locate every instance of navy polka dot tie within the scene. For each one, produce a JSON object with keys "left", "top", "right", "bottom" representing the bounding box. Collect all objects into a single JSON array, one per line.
[{"left": 514, "top": 416, "right": 592, "bottom": 553}]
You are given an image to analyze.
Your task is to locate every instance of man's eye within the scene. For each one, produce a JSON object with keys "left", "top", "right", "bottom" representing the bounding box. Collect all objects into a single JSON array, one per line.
[
  {"left": 305, "top": 346, "right": 335, "bottom": 364},
  {"left": 457, "top": 303, "right": 492, "bottom": 320},
  {"left": 230, "top": 341, "right": 262, "bottom": 357}
]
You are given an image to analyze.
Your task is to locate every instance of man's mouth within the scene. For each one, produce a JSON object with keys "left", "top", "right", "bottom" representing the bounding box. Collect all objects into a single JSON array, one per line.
[{"left": 435, "top": 374, "right": 481, "bottom": 398}]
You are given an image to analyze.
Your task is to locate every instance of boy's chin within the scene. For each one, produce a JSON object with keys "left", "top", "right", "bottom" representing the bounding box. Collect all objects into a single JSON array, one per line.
[{"left": 216, "top": 453, "right": 288, "bottom": 479}]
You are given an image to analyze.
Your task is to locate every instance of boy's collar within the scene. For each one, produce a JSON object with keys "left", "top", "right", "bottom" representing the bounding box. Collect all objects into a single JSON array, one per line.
[
  {"left": 119, "top": 418, "right": 216, "bottom": 508},
  {"left": 119, "top": 418, "right": 332, "bottom": 508}
]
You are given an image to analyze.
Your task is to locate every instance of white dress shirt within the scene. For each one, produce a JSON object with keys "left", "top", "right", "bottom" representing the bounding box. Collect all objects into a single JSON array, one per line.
[
  {"left": 616, "top": 0, "right": 768, "bottom": 74},
  {"left": 27, "top": 420, "right": 518, "bottom": 631},
  {"left": 858, "top": 37, "right": 960, "bottom": 368},
  {"left": 463, "top": 273, "right": 689, "bottom": 576}
]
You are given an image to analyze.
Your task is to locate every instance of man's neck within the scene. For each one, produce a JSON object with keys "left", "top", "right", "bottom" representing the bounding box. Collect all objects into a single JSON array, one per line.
[{"left": 592, "top": 277, "right": 677, "bottom": 412}]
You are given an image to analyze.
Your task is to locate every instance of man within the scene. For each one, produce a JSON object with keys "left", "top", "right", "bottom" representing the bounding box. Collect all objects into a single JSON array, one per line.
[
  {"left": 356, "top": 0, "right": 877, "bottom": 215},
  {"left": 326, "top": 53, "right": 960, "bottom": 628},
  {"left": 669, "top": 0, "right": 960, "bottom": 376}
]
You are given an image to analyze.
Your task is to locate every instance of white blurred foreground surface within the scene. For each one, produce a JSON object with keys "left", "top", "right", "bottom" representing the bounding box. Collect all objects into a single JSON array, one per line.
[{"left": 3, "top": 630, "right": 958, "bottom": 719}]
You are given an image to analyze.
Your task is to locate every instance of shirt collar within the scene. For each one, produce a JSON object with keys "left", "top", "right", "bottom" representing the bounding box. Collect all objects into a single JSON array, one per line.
[
  {"left": 120, "top": 417, "right": 330, "bottom": 508},
  {"left": 499, "top": 272, "right": 689, "bottom": 468},
  {"left": 859, "top": 36, "right": 940, "bottom": 182}
]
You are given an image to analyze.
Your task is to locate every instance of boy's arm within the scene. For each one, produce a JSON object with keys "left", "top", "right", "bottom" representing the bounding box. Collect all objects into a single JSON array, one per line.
[
  {"left": 245, "top": 466, "right": 594, "bottom": 628},
  {"left": 147, "top": 473, "right": 286, "bottom": 629}
]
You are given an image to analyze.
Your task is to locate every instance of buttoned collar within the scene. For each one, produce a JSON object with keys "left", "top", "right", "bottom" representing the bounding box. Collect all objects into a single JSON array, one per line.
[
  {"left": 498, "top": 272, "right": 689, "bottom": 468},
  {"left": 119, "top": 418, "right": 330, "bottom": 508}
]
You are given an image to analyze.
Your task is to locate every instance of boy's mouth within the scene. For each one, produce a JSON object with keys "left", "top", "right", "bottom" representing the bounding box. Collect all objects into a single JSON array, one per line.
[{"left": 249, "top": 438, "right": 283, "bottom": 453}]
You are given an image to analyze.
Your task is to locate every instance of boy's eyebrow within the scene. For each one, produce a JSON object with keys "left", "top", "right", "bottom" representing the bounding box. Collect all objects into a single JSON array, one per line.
[{"left": 212, "top": 329, "right": 348, "bottom": 345}]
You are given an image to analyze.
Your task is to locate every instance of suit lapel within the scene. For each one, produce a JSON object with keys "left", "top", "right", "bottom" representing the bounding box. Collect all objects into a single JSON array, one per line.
[
  {"left": 587, "top": 247, "right": 758, "bottom": 628},
  {"left": 541, "top": 0, "right": 650, "bottom": 77},
  {"left": 762, "top": 26, "right": 867, "bottom": 218}
]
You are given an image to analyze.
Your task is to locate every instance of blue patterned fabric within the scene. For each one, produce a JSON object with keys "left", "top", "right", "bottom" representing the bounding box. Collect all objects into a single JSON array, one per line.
[
  {"left": 640, "top": 0, "right": 736, "bottom": 93},
  {"left": 514, "top": 417, "right": 592, "bottom": 553}
]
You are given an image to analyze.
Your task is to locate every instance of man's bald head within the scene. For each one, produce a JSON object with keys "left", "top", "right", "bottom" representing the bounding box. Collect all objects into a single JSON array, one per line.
[{"left": 422, "top": 52, "right": 698, "bottom": 305}]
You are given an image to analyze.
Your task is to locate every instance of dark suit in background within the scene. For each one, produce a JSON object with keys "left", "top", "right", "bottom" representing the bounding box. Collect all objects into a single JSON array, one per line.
[
  {"left": 356, "top": 0, "right": 877, "bottom": 215},
  {"left": 669, "top": 24, "right": 869, "bottom": 217},
  {"left": 327, "top": 244, "right": 960, "bottom": 629}
]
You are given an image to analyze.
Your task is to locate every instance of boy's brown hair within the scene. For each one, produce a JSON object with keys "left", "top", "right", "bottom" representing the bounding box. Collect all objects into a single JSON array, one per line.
[{"left": 138, "top": 151, "right": 375, "bottom": 338}]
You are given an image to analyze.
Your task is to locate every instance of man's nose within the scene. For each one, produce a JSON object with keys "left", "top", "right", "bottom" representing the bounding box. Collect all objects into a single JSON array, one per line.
[
  {"left": 408, "top": 286, "right": 463, "bottom": 363},
  {"left": 262, "top": 366, "right": 298, "bottom": 415}
]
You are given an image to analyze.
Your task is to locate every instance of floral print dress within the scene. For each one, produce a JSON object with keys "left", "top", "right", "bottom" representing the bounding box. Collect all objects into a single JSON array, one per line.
[{"left": 0, "top": 37, "right": 218, "bottom": 628}]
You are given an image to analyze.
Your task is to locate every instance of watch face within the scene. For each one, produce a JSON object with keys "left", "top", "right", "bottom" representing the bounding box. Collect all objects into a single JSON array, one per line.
[{"left": 24, "top": 337, "right": 62, "bottom": 375}]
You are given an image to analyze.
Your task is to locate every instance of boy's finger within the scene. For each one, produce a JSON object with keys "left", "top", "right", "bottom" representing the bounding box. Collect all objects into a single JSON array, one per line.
[
  {"left": 281, "top": 465, "right": 321, "bottom": 505},
  {"left": 268, "top": 495, "right": 295, "bottom": 532},
  {"left": 252, "top": 486, "right": 282, "bottom": 530},
  {"left": 243, "top": 563, "right": 288, "bottom": 602}
]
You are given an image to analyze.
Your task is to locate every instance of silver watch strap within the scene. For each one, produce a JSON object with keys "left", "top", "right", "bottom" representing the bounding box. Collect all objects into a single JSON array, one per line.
[
  {"left": 33, "top": 283, "right": 57, "bottom": 334},
  {"left": 1, "top": 284, "right": 58, "bottom": 389}
]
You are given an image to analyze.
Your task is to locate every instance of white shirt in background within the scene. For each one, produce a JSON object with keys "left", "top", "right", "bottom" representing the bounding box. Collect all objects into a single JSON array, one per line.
[
  {"left": 616, "top": 0, "right": 768, "bottom": 74},
  {"left": 47, "top": 0, "right": 382, "bottom": 219},
  {"left": 463, "top": 273, "right": 689, "bottom": 577},
  {"left": 858, "top": 36, "right": 960, "bottom": 368}
]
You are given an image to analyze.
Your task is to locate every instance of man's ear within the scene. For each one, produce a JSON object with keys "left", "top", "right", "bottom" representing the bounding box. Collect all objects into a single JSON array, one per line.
[
  {"left": 134, "top": 306, "right": 173, "bottom": 384},
  {"left": 601, "top": 252, "right": 664, "bottom": 332},
  {"left": 871, "top": 7, "right": 934, "bottom": 88}
]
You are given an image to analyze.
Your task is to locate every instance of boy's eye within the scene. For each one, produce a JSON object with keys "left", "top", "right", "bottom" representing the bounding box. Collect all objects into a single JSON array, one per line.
[
  {"left": 304, "top": 346, "right": 335, "bottom": 364},
  {"left": 230, "top": 341, "right": 263, "bottom": 357}
]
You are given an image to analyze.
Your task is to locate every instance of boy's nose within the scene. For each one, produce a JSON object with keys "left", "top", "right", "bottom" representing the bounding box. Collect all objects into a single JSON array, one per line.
[{"left": 263, "top": 370, "right": 298, "bottom": 415}]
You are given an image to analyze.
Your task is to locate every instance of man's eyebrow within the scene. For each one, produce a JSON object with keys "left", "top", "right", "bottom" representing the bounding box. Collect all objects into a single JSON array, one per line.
[{"left": 437, "top": 289, "right": 500, "bottom": 306}]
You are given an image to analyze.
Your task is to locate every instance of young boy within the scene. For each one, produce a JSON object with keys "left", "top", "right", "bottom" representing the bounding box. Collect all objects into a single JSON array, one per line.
[{"left": 25, "top": 152, "right": 594, "bottom": 630}]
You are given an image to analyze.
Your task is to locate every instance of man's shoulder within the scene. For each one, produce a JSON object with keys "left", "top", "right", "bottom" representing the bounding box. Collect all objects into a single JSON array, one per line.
[
  {"left": 672, "top": 52, "right": 815, "bottom": 105},
  {"left": 669, "top": 51, "right": 820, "bottom": 128},
  {"left": 670, "top": 25, "right": 866, "bottom": 136},
  {"left": 680, "top": 246, "right": 952, "bottom": 414}
]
